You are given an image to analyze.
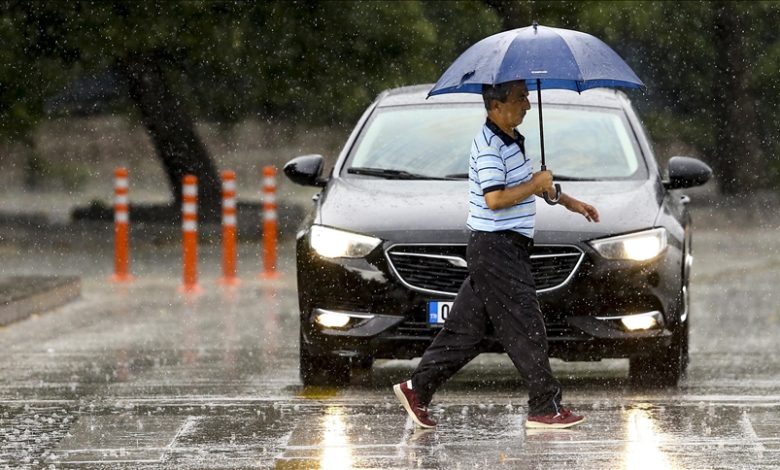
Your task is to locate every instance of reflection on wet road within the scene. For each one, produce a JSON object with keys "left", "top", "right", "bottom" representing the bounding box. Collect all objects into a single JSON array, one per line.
[{"left": 1, "top": 227, "right": 779, "bottom": 468}]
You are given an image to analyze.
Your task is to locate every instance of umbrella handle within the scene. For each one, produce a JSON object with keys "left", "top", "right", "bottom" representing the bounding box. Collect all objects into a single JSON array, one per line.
[{"left": 543, "top": 183, "right": 562, "bottom": 205}]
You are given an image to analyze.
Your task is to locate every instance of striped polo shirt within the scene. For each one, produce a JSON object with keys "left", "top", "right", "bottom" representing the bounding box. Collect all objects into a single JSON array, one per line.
[{"left": 466, "top": 119, "right": 536, "bottom": 238}]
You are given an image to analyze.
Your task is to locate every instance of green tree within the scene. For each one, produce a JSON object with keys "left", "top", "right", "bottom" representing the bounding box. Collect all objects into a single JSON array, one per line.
[
  {"left": 576, "top": 0, "right": 778, "bottom": 195},
  {"left": 0, "top": 0, "right": 502, "bottom": 217},
  {"left": 483, "top": 0, "right": 780, "bottom": 195},
  {"left": 3, "top": 0, "right": 779, "bottom": 206},
  {"left": 2, "top": 1, "right": 253, "bottom": 218}
]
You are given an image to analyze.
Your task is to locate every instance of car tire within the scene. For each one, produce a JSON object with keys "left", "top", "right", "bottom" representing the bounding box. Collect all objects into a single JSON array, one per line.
[
  {"left": 679, "top": 317, "right": 690, "bottom": 374},
  {"left": 629, "top": 319, "right": 688, "bottom": 387},
  {"left": 299, "top": 344, "right": 351, "bottom": 387},
  {"left": 681, "top": 224, "right": 692, "bottom": 373}
]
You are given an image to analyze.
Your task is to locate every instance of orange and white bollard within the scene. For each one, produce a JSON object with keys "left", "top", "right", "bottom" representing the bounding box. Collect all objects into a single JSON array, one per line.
[
  {"left": 219, "top": 170, "right": 240, "bottom": 286},
  {"left": 181, "top": 174, "right": 201, "bottom": 293},
  {"left": 260, "top": 166, "right": 280, "bottom": 279},
  {"left": 111, "top": 167, "right": 133, "bottom": 282}
]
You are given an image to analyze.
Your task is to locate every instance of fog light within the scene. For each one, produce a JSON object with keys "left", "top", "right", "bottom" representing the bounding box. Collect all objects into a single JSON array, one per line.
[
  {"left": 621, "top": 314, "right": 658, "bottom": 331},
  {"left": 315, "top": 312, "right": 352, "bottom": 328}
]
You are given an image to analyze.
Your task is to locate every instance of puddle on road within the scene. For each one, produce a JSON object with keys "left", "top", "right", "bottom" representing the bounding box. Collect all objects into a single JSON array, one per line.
[{"left": 53, "top": 415, "right": 187, "bottom": 464}]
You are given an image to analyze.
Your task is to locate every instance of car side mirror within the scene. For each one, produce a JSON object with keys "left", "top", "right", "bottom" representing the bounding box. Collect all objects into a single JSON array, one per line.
[
  {"left": 283, "top": 154, "right": 328, "bottom": 187},
  {"left": 663, "top": 156, "right": 712, "bottom": 190}
]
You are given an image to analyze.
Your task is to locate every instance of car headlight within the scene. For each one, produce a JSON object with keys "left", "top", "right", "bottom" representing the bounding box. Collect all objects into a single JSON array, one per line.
[
  {"left": 590, "top": 228, "right": 668, "bottom": 261},
  {"left": 310, "top": 225, "right": 382, "bottom": 258}
]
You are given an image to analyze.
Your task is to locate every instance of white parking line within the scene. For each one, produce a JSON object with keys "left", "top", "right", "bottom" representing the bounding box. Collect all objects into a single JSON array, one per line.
[{"left": 740, "top": 411, "right": 766, "bottom": 453}]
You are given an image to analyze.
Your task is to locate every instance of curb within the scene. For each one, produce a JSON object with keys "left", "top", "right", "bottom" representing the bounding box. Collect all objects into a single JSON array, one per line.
[{"left": 0, "top": 276, "right": 81, "bottom": 326}]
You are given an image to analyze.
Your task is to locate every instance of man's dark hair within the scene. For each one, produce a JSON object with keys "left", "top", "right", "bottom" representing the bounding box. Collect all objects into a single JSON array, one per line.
[{"left": 482, "top": 81, "right": 524, "bottom": 111}]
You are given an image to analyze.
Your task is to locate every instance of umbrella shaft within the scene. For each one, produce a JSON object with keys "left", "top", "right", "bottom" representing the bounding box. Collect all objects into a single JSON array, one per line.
[{"left": 536, "top": 79, "right": 546, "bottom": 170}]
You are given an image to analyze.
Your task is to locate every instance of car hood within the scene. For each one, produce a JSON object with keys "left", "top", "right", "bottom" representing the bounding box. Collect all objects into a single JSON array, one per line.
[{"left": 318, "top": 177, "right": 662, "bottom": 244}]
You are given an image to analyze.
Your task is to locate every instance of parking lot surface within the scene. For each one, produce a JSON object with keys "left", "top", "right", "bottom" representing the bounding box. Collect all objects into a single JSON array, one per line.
[{"left": 1, "top": 225, "right": 779, "bottom": 469}]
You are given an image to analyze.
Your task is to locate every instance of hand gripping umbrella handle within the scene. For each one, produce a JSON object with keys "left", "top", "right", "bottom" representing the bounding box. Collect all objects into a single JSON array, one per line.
[{"left": 543, "top": 183, "right": 562, "bottom": 205}]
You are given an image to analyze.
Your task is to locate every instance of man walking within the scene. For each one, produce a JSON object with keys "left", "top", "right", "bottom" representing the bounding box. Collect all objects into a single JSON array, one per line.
[{"left": 394, "top": 80, "right": 599, "bottom": 429}]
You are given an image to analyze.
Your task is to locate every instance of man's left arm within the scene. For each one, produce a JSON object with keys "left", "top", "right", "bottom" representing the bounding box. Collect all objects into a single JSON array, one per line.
[{"left": 558, "top": 192, "right": 600, "bottom": 223}]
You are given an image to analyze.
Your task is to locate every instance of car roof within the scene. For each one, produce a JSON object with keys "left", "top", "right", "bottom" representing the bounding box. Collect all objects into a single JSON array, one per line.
[{"left": 376, "top": 83, "right": 631, "bottom": 109}]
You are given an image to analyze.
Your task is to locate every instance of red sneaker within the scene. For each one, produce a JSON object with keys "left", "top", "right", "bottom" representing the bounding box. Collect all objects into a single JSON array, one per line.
[
  {"left": 526, "top": 408, "right": 585, "bottom": 429},
  {"left": 393, "top": 381, "right": 436, "bottom": 429}
]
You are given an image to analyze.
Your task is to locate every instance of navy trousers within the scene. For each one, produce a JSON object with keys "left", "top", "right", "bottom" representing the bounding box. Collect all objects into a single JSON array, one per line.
[{"left": 411, "top": 230, "right": 562, "bottom": 416}]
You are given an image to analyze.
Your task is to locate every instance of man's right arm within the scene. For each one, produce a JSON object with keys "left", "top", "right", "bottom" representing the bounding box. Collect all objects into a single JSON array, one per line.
[{"left": 484, "top": 171, "right": 553, "bottom": 210}]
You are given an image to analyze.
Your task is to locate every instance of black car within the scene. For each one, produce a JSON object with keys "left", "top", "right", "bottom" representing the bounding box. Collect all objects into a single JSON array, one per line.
[{"left": 284, "top": 85, "right": 711, "bottom": 387}]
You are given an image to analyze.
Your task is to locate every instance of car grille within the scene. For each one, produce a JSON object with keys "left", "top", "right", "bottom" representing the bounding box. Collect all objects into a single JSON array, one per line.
[{"left": 386, "top": 244, "right": 583, "bottom": 295}]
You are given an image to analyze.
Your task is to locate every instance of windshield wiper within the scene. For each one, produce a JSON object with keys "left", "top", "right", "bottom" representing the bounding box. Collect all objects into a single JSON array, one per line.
[
  {"left": 347, "top": 167, "right": 452, "bottom": 180},
  {"left": 551, "top": 175, "right": 593, "bottom": 181},
  {"left": 443, "top": 172, "right": 589, "bottom": 181}
]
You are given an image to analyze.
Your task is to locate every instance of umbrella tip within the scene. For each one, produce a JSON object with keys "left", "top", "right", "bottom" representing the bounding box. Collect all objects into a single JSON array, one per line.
[{"left": 532, "top": 20, "right": 538, "bottom": 31}]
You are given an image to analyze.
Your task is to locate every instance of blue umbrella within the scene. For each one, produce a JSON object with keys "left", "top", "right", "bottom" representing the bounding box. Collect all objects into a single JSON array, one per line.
[{"left": 429, "top": 21, "right": 644, "bottom": 204}]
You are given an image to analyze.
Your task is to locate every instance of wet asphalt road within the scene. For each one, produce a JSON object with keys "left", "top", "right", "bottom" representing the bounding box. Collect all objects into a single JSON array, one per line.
[{"left": 1, "top": 224, "right": 779, "bottom": 469}]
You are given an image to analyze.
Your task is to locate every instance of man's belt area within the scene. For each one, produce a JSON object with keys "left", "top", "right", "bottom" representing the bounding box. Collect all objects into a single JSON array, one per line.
[{"left": 493, "top": 230, "right": 534, "bottom": 249}]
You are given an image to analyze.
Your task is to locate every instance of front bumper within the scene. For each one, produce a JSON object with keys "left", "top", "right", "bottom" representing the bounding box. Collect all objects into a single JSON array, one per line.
[
  {"left": 303, "top": 307, "right": 673, "bottom": 362},
  {"left": 296, "top": 231, "right": 684, "bottom": 362}
]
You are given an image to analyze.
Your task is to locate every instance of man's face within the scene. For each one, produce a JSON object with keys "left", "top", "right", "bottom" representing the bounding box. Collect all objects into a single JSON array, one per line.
[{"left": 495, "top": 82, "right": 531, "bottom": 128}]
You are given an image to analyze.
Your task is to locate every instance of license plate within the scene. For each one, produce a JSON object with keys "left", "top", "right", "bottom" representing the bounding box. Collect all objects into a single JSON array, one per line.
[{"left": 428, "top": 301, "right": 454, "bottom": 325}]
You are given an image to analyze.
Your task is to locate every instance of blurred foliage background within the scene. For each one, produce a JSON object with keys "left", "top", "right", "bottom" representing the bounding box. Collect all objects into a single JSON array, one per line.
[{"left": 1, "top": 0, "right": 778, "bottom": 213}]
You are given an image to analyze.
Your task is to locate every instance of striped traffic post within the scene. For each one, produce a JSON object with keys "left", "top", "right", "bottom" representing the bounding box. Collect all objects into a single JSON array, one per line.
[
  {"left": 259, "top": 166, "right": 280, "bottom": 279},
  {"left": 219, "top": 170, "right": 240, "bottom": 285},
  {"left": 181, "top": 174, "right": 201, "bottom": 293},
  {"left": 111, "top": 167, "right": 133, "bottom": 282}
]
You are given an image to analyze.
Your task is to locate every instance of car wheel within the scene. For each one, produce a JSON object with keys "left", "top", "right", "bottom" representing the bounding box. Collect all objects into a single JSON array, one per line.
[
  {"left": 629, "top": 320, "right": 687, "bottom": 387},
  {"left": 679, "top": 286, "right": 690, "bottom": 374},
  {"left": 681, "top": 224, "right": 692, "bottom": 373},
  {"left": 299, "top": 344, "right": 351, "bottom": 387},
  {"left": 679, "top": 316, "right": 690, "bottom": 373}
]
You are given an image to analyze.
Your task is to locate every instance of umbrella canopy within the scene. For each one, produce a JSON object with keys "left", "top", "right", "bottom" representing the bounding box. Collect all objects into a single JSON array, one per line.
[
  {"left": 429, "top": 22, "right": 644, "bottom": 204},
  {"left": 429, "top": 22, "right": 644, "bottom": 96}
]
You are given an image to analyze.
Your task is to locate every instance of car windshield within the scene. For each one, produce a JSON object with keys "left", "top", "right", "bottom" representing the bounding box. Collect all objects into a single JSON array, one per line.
[{"left": 345, "top": 104, "right": 645, "bottom": 180}]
